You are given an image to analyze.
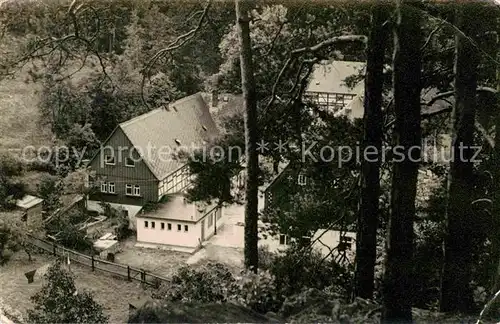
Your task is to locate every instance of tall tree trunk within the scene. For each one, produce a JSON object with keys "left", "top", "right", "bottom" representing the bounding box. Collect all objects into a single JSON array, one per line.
[
  {"left": 382, "top": 1, "right": 422, "bottom": 322},
  {"left": 490, "top": 38, "right": 500, "bottom": 295},
  {"left": 236, "top": 0, "right": 259, "bottom": 271},
  {"left": 353, "top": 3, "right": 387, "bottom": 300},
  {"left": 440, "top": 4, "right": 479, "bottom": 313}
]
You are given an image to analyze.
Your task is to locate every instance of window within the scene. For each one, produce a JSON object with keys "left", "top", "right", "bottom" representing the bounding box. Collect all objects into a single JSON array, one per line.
[
  {"left": 167, "top": 177, "right": 174, "bottom": 192},
  {"left": 267, "top": 192, "right": 273, "bottom": 206},
  {"left": 168, "top": 223, "right": 172, "bottom": 230},
  {"left": 126, "top": 184, "right": 133, "bottom": 195},
  {"left": 134, "top": 185, "right": 140, "bottom": 196},
  {"left": 161, "top": 222, "right": 165, "bottom": 230},
  {"left": 125, "top": 157, "right": 135, "bottom": 167},
  {"left": 101, "top": 182, "right": 107, "bottom": 193},
  {"left": 177, "top": 224, "right": 181, "bottom": 231},
  {"left": 299, "top": 236, "right": 311, "bottom": 246},
  {"left": 279, "top": 234, "right": 289, "bottom": 245},
  {"left": 151, "top": 221, "right": 155, "bottom": 229},
  {"left": 298, "top": 174, "right": 307, "bottom": 186},
  {"left": 338, "top": 236, "right": 353, "bottom": 251},
  {"left": 184, "top": 225, "right": 188, "bottom": 232},
  {"left": 108, "top": 182, "right": 115, "bottom": 194},
  {"left": 104, "top": 155, "right": 115, "bottom": 165},
  {"left": 208, "top": 213, "right": 213, "bottom": 227},
  {"left": 144, "top": 221, "right": 149, "bottom": 228}
]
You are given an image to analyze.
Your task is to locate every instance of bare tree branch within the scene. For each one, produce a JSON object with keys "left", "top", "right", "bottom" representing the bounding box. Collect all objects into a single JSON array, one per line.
[
  {"left": 421, "top": 21, "right": 445, "bottom": 51},
  {"left": 291, "top": 35, "right": 367, "bottom": 55},
  {"left": 141, "top": 0, "right": 211, "bottom": 108}
]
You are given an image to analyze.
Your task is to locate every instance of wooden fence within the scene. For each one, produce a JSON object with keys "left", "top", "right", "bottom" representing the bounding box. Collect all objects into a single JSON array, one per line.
[{"left": 26, "top": 234, "right": 169, "bottom": 288}]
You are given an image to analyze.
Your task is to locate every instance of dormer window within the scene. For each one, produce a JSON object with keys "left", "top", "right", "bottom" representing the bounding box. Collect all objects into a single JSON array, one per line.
[
  {"left": 175, "top": 139, "right": 181, "bottom": 146},
  {"left": 125, "top": 157, "right": 135, "bottom": 167},
  {"left": 298, "top": 174, "right": 307, "bottom": 186},
  {"left": 104, "top": 155, "right": 115, "bottom": 165}
]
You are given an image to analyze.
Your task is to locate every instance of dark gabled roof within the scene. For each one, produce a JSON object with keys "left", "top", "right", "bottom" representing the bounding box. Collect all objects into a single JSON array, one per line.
[{"left": 119, "top": 93, "right": 219, "bottom": 180}]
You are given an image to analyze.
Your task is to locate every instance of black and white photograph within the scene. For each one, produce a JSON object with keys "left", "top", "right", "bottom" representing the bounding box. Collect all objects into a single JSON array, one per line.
[{"left": 0, "top": 0, "right": 499, "bottom": 322}]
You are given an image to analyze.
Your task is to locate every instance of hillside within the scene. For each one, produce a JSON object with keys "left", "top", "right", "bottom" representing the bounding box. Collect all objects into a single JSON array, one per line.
[{"left": 0, "top": 76, "right": 52, "bottom": 150}]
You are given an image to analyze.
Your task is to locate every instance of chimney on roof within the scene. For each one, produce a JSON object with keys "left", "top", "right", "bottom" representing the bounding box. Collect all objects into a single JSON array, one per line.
[{"left": 211, "top": 90, "right": 219, "bottom": 108}]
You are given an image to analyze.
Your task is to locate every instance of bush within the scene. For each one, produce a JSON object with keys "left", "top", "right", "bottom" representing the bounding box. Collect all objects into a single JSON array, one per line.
[
  {"left": 154, "top": 262, "right": 281, "bottom": 314},
  {"left": 24, "top": 159, "right": 55, "bottom": 173},
  {"left": 37, "top": 175, "right": 63, "bottom": 213},
  {"left": 265, "top": 246, "right": 353, "bottom": 300},
  {"left": 114, "top": 209, "right": 133, "bottom": 240},
  {"left": 46, "top": 209, "right": 93, "bottom": 252},
  {"left": 28, "top": 262, "right": 108, "bottom": 323},
  {"left": 236, "top": 269, "right": 282, "bottom": 313},
  {"left": 154, "top": 263, "right": 239, "bottom": 303},
  {"left": 0, "top": 153, "right": 23, "bottom": 176},
  {"left": 0, "top": 175, "right": 26, "bottom": 210},
  {"left": 258, "top": 245, "right": 275, "bottom": 269},
  {"left": 155, "top": 249, "right": 353, "bottom": 316}
]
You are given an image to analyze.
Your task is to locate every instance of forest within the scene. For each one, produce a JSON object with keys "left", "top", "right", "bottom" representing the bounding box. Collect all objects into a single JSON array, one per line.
[{"left": 0, "top": 0, "right": 500, "bottom": 323}]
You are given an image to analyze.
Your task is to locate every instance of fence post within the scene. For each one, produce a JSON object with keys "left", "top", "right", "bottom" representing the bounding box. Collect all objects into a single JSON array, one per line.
[
  {"left": 53, "top": 243, "right": 56, "bottom": 256},
  {"left": 127, "top": 266, "right": 131, "bottom": 281},
  {"left": 91, "top": 255, "right": 95, "bottom": 271}
]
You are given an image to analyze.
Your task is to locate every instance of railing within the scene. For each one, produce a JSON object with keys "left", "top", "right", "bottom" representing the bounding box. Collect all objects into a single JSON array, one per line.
[{"left": 26, "top": 234, "right": 168, "bottom": 288}]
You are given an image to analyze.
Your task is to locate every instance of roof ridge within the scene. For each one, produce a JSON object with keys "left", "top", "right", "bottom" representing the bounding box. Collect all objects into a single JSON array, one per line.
[
  {"left": 119, "top": 93, "right": 206, "bottom": 129},
  {"left": 168, "top": 92, "right": 202, "bottom": 108}
]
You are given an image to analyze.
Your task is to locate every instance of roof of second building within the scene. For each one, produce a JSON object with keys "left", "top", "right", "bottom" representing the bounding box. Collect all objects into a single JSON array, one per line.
[
  {"left": 119, "top": 93, "right": 219, "bottom": 180},
  {"left": 306, "top": 60, "right": 365, "bottom": 95},
  {"left": 138, "top": 193, "right": 217, "bottom": 223},
  {"left": 16, "top": 195, "right": 43, "bottom": 209}
]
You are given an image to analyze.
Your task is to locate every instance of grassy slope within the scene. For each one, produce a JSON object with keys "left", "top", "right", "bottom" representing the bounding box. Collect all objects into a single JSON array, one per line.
[
  {"left": 0, "top": 252, "right": 150, "bottom": 323},
  {"left": 0, "top": 76, "right": 52, "bottom": 150}
]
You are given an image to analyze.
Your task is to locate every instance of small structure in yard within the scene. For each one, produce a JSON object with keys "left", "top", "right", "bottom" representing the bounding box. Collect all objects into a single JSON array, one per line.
[
  {"left": 136, "top": 193, "right": 223, "bottom": 253},
  {"left": 15, "top": 195, "right": 43, "bottom": 228},
  {"left": 93, "top": 233, "right": 119, "bottom": 259},
  {"left": 24, "top": 262, "right": 52, "bottom": 284}
]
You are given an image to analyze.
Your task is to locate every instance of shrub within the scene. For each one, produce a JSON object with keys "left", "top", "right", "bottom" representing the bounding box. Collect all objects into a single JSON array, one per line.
[
  {"left": 24, "top": 159, "right": 55, "bottom": 173},
  {"left": 0, "top": 153, "right": 23, "bottom": 176},
  {"left": 236, "top": 269, "right": 282, "bottom": 313},
  {"left": 114, "top": 209, "right": 133, "bottom": 240},
  {"left": 46, "top": 209, "right": 93, "bottom": 252},
  {"left": 37, "top": 175, "right": 63, "bottom": 213},
  {"left": 0, "top": 175, "right": 26, "bottom": 210},
  {"left": 154, "top": 263, "right": 239, "bottom": 303},
  {"left": 28, "top": 262, "right": 108, "bottom": 323},
  {"left": 257, "top": 245, "right": 276, "bottom": 269},
  {"left": 266, "top": 246, "right": 353, "bottom": 299}
]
